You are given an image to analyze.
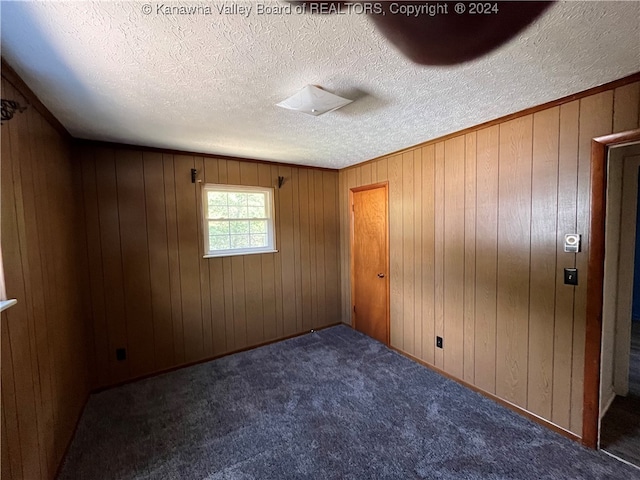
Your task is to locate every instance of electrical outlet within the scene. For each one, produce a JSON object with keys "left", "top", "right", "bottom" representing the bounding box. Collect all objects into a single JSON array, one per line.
[
  {"left": 116, "top": 348, "right": 127, "bottom": 361},
  {"left": 436, "top": 336, "right": 443, "bottom": 349}
]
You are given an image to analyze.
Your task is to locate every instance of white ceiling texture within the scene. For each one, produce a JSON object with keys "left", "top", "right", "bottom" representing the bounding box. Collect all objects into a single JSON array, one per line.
[{"left": 1, "top": 1, "right": 639, "bottom": 169}]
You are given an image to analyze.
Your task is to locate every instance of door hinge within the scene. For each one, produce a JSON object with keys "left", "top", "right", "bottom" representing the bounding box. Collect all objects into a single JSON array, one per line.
[
  {"left": 353, "top": 305, "right": 356, "bottom": 313},
  {"left": 352, "top": 204, "right": 354, "bottom": 212}
]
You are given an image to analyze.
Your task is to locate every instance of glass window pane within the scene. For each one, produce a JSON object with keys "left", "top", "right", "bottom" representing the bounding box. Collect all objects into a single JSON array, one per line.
[
  {"left": 250, "top": 234, "right": 267, "bottom": 247},
  {"left": 208, "top": 192, "right": 228, "bottom": 206},
  {"left": 229, "top": 221, "right": 250, "bottom": 234},
  {"left": 209, "top": 205, "right": 228, "bottom": 219},
  {"left": 231, "top": 235, "right": 250, "bottom": 248},
  {"left": 249, "top": 220, "right": 266, "bottom": 234},
  {"left": 209, "top": 221, "right": 229, "bottom": 236},
  {"left": 228, "top": 206, "right": 249, "bottom": 219},
  {"left": 210, "top": 235, "right": 230, "bottom": 250},
  {"left": 227, "top": 193, "right": 248, "bottom": 206},
  {"left": 248, "top": 193, "right": 265, "bottom": 207},
  {"left": 248, "top": 206, "right": 265, "bottom": 218}
]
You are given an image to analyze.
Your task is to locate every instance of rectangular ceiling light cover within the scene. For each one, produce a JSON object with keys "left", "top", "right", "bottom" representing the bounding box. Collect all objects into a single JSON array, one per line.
[{"left": 276, "top": 85, "right": 352, "bottom": 116}]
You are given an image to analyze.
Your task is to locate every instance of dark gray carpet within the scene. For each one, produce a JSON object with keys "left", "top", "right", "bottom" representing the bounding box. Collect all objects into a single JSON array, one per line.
[{"left": 59, "top": 326, "right": 640, "bottom": 479}]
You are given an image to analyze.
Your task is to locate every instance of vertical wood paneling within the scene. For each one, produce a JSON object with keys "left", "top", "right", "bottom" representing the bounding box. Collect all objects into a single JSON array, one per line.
[
  {"left": 339, "top": 170, "right": 349, "bottom": 324},
  {"left": 443, "top": 136, "right": 465, "bottom": 378},
  {"left": 217, "top": 160, "right": 237, "bottom": 351},
  {"left": 77, "top": 149, "right": 110, "bottom": 385},
  {"left": 175, "top": 155, "right": 205, "bottom": 361},
  {"left": 402, "top": 151, "right": 415, "bottom": 354},
  {"left": 388, "top": 155, "right": 403, "bottom": 348},
  {"left": 2, "top": 76, "right": 90, "bottom": 480},
  {"left": 2, "top": 310, "right": 22, "bottom": 480},
  {"left": 292, "top": 168, "right": 304, "bottom": 332},
  {"left": 413, "top": 149, "right": 423, "bottom": 359},
  {"left": 116, "top": 150, "right": 155, "bottom": 377},
  {"left": 552, "top": 101, "right": 579, "bottom": 430},
  {"left": 527, "top": 108, "right": 560, "bottom": 418},
  {"left": 81, "top": 147, "right": 340, "bottom": 387},
  {"left": 227, "top": 161, "right": 248, "bottom": 349},
  {"left": 240, "top": 162, "right": 264, "bottom": 346},
  {"left": 144, "top": 152, "right": 175, "bottom": 368},
  {"left": 337, "top": 80, "right": 633, "bottom": 438},
  {"left": 434, "top": 143, "right": 445, "bottom": 369},
  {"left": 346, "top": 168, "right": 357, "bottom": 324},
  {"left": 24, "top": 103, "right": 58, "bottom": 476},
  {"left": 163, "top": 153, "right": 185, "bottom": 363},
  {"left": 572, "top": 91, "right": 614, "bottom": 432},
  {"left": 613, "top": 82, "right": 640, "bottom": 132},
  {"left": 324, "top": 171, "right": 340, "bottom": 324},
  {"left": 464, "top": 132, "right": 477, "bottom": 384},
  {"left": 360, "top": 162, "right": 372, "bottom": 185},
  {"left": 10, "top": 94, "right": 47, "bottom": 479},
  {"left": 313, "top": 170, "right": 327, "bottom": 329},
  {"left": 308, "top": 172, "right": 319, "bottom": 328},
  {"left": 95, "top": 148, "right": 129, "bottom": 382},
  {"left": 421, "top": 145, "right": 436, "bottom": 365},
  {"left": 196, "top": 157, "right": 213, "bottom": 358},
  {"left": 376, "top": 158, "right": 388, "bottom": 183},
  {"left": 474, "top": 125, "right": 499, "bottom": 394},
  {"left": 261, "top": 165, "right": 277, "bottom": 341},
  {"left": 3, "top": 113, "right": 40, "bottom": 478},
  {"left": 204, "top": 158, "right": 227, "bottom": 355},
  {"left": 298, "top": 169, "right": 313, "bottom": 332},
  {"left": 496, "top": 115, "right": 533, "bottom": 407}
]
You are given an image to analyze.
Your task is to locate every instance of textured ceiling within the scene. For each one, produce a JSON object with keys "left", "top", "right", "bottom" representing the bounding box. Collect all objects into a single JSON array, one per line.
[{"left": 1, "top": 1, "right": 639, "bottom": 168}]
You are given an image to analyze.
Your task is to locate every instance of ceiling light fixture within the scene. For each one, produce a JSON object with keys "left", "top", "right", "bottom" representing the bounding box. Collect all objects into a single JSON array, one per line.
[{"left": 276, "top": 85, "right": 352, "bottom": 116}]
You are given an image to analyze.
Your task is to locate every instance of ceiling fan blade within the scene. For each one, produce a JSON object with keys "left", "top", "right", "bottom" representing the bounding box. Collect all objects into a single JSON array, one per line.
[{"left": 291, "top": 1, "right": 554, "bottom": 65}]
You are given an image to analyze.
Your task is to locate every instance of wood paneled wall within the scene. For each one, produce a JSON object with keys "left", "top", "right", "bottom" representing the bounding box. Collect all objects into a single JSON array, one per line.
[
  {"left": 76, "top": 145, "right": 340, "bottom": 388},
  {"left": 1, "top": 78, "right": 91, "bottom": 480},
  {"left": 339, "top": 81, "right": 640, "bottom": 436}
]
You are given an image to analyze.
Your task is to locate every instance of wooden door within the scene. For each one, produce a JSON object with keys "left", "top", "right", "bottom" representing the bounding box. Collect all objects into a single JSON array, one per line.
[{"left": 351, "top": 183, "right": 389, "bottom": 344}]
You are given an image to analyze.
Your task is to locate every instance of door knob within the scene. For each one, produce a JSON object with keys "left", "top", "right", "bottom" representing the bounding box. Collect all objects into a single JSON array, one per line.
[{"left": 377, "top": 273, "right": 385, "bottom": 278}]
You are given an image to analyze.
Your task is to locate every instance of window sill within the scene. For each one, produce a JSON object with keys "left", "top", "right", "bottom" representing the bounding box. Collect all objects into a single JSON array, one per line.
[
  {"left": 203, "top": 249, "right": 278, "bottom": 259},
  {"left": 0, "top": 299, "right": 17, "bottom": 313}
]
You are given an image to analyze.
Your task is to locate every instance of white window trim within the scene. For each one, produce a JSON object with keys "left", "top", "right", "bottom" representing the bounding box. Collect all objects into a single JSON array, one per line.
[{"left": 202, "top": 183, "right": 277, "bottom": 258}]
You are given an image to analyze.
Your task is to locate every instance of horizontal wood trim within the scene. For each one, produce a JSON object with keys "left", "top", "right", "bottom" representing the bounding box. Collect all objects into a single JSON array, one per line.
[
  {"left": 1, "top": 58, "right": 71, "bottom": 139},
  {"left": 343, "top": 71, "right": 640, "bottom": 172},
  {"left": 349, "top": 181, "right": 389, "bottom": 193},
  {"left": 92, "top": 323, "right": 342, "bottom": 393},
  {"left": 390, "top": 345, "right": 582, "bottom": 443},
  {"left": 74, "top": 139, "right": 339, "bottom": 172}
]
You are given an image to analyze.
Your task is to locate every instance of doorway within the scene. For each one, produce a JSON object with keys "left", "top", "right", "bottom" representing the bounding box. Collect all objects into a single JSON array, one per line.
[
  {"left": 350, "top": 183, "right": 389, "bottom": 345},
  {"left": 599, "top": 142, "right": 640, "bottom": 467},
  {"left": 583, "top": 128, "right": 640, "bottom": 452}
]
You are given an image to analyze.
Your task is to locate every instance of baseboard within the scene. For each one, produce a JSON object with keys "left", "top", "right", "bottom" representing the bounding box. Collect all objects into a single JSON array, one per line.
[
  {"left": 600, "top": 389, "right": 617, "bottom": 419},
  {"left": 387, "top": 346, "right": 581, "bottom": 444},
  {"left": 54, "top": 392, "right": 90, "bottom": 480},
  {"left": 92, "top": 323, "right": 342, "bottom": 393}
]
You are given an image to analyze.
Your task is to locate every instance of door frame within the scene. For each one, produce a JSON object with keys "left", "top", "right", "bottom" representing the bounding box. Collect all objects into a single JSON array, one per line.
[
  {"left": 349, "top": 182, "right": 390, "bottom": 346},
  {"left": 583, "top": 128, "right": 640, "bottom": 448}
]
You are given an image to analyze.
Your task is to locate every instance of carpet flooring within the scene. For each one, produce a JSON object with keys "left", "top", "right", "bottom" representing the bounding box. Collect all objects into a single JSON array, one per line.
[
  {"left": 601, "top": 322, "right": 640, "bottom": 467},
  {"left": 59, "top": 326, "right": 640, "bottom": 479}
]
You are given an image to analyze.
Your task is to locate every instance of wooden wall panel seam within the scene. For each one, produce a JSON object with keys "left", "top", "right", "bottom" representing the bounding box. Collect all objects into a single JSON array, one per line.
[
  {"left": 2, "top": 75, "right": 92, "bottom": 480},
  {"left": 81, "top": 150, "right": 341, "bottom": 388}
]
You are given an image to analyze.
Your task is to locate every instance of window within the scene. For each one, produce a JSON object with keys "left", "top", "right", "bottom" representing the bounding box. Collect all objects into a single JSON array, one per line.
[{"left": 202, "top": 184, "right": 276, "bottom": 257}]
